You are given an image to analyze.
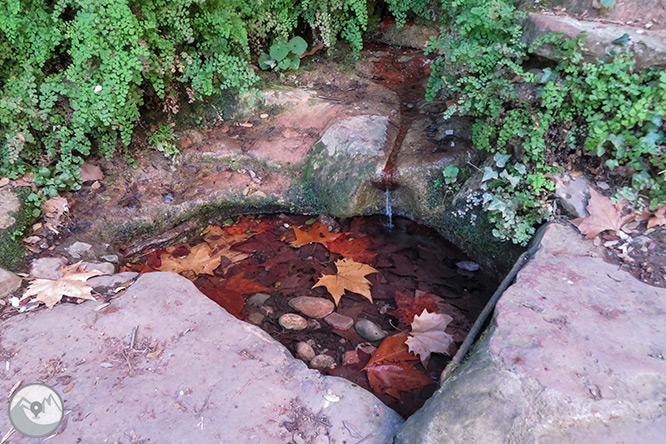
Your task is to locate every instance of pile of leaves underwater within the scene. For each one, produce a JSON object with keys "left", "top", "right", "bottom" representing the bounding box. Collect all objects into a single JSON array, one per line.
[{"left": 122, "top": 214, "right": 498, "bottom": 417}]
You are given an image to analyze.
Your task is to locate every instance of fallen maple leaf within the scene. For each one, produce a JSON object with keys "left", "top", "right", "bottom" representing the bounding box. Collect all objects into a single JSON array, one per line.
[
  {"left": 158, "top": 243, "right": 223, "bottom": 276},
  {"left": 21, "top": 263, "right": 103, "bottom": 309},
  {"left": 364, "top": 333, "right": 434, "bottom": 399},
  {"left": 80, "top": 162, "right": 104, "bottom": 183},
  {"left": 647, "top": 206, "right": 666, "bottom": 229},
  {"left": 406, "top": 309, "right": 454, "bottom": 365},
  {"left": 388, "top": 291, "right": 440, "bottom": 325},
  {"left": 313, "top": 258, "right": 378, "bottom": 305},
  {"left": 222, "top": 272, "right": 271, "bottom": 294},
  {"left": 290, "top": 222, "right": 344, "bottom": 247},
  {"left": 42, "top": 197, "right": 68, "bottom": 221},
  {"left": 570, "top": 189, "right": 634, "bottom": 239}
]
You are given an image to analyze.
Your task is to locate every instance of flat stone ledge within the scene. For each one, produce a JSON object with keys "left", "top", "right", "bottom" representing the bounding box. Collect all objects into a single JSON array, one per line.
[
  {"left": 523, "top": 12, "right": 666, "bottom": 68},
  {"left": 0, "top": 272, "right": 403, "bottom": 443},
  {"left": 396, "top": 222, "right": 666, "bottom": 443}
]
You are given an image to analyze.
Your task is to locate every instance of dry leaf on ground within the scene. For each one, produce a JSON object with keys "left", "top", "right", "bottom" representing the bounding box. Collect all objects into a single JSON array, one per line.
[
  {"left": 158, "top": 243, "right": 223, "bottom": 276},
  {"left": 80, "top": 162, "right": 104, "bottom": 183},
  {"left": 406, "top": 309, "right": 454, "bottom": 365},
  {"left": 21, "top": 263, "right": 103, "bottom": 309},
  {"left": 570, "top": 188, "right": 634, "bottom": 239},
  {"left": 647, "top": 207, "right": 666, "bottom": 229},
  {"left": 313, "top": 258, "right": 378, "bottom": 305},
  {"left": 42, "top": 197, "right": 68, "bottom": 221}
]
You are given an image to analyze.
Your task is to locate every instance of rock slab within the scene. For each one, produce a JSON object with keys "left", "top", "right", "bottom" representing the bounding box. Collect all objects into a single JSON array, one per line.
[
  {"left": 0, "top": 273, "right": 402, "bottom": 443},
  {"left": 397, "top": 223, "right": 666, "bottom": 444},
  {"left": 0, "top": 268, "right": 21, "bottom": 298}
]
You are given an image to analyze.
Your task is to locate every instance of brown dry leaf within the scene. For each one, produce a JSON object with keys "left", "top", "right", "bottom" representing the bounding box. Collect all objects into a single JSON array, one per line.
[
  {"left": 80, "top": 162, "right": 104, "bottom": 183},
  {"left": 313, "top": 258, "right": 378, "bottom": 305},
  {"left": 647, "top": 207, "right": 666, "bottom": 229},
  {"left": 21, "top": 263, "right": 103, "bottom": 309},
  {"left": 158, "top": 243, "right": 224, "bottom": 276},
  {"left": 146, "top": 348, "right": 164, "bottom": 358},
  {"left": 405, "top": 309, "right": 454, "bottom": 365},
  {"left": 570, "top": 189, "right": 634, "bottom": 239},
  {"left": 63, "top": 383, "right": 75, "bottom": 393},
  {"left": 290, "top": 222, "right": 344, "bottom": 247},
  {"left": 42, "top": 197, "right": 68, "bottom": 220}
]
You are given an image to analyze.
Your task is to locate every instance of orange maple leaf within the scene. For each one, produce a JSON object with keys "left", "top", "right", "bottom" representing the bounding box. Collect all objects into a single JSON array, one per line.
[
  {"left": 363, "top": 333, "right": 434, "bottom": 399},
  {"left": 570, "top": 189, "right": 634, "bottom": 239},
  {"left": 157, "top": 243, "right": 223, "bottom": 276},
  {"left": 290, "top": 222, "right": 344, "bottom": 247},
  {"left": 313, "top": 258, "right": 378, "bottom": 305}
]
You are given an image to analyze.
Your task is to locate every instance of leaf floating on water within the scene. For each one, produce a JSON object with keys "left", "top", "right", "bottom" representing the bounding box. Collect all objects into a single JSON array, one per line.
[
  {"left": 313, "top": 258, "right": 378, "bottom": 305},
  {"left": 406, "top": 310, "right": 454, "bottom": 365}
]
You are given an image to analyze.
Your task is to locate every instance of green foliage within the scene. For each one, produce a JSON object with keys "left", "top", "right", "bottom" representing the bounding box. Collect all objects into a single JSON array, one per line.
[
  {"left": 442, "top": 164, "right": 460, "bottom": 184},
  {"left": 4, "top": 0, "right": 426, "bottom": 194},
  {"left": 148, "top": 124, "right": 178, "bottom": 159},
  {"left": 427, "top": 0, "right": 666, "bottom": 245},
  {"left": 259, "top": 37, "right": 308, "bottom": 71}
]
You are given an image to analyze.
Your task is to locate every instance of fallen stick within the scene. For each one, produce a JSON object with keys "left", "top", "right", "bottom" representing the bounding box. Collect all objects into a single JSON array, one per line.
[{"left": 440, "top": 222, "right": 550, "bottom": 381}]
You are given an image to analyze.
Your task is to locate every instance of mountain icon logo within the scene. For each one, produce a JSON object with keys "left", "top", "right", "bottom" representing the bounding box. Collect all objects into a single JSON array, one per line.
[{"left": 8, "top": 383, "right": 64, "bottom": 437}]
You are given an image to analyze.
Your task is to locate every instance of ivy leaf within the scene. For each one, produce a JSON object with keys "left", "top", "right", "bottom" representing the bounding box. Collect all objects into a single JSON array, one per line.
[
  {"left": 405, "top": 310, "right": 455, "bottom": 365},
  {"left": 482, "top": 166, "right": 498, "bottom": 182},
  {"left": 493, "top": 153, "right": 511, "bottom": 168},
  {"left": 313, "top": 258, "right": 378, "bottom": 305},
  {"left": 500, "top": 169, "right": 520, "bottom": 188},
  {"left": 601, "top": 0, "right": 616, "bottom": 9},
  {"left": 570, "top": 189, "right": 634, "bottom": 239}
]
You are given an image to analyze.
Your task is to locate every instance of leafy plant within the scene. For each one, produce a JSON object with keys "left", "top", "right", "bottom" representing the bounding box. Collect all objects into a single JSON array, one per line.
[
  {"left": 427, "top": 0, "right": 666, "bottom": 245},
  {"left": 259, "top": 36, "right": 308, "bottom": 71}
]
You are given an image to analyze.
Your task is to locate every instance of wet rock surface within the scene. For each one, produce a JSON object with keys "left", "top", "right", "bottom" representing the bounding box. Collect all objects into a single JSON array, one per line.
[
  {"left": 0, "top": 273, "right": 403, "bottom": 443},
  {"left": 396, "top": 222, "right": 666, "bottom": 444}
]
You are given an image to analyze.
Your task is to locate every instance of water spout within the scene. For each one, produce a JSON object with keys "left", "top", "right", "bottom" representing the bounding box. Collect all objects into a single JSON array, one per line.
[{"left": 385, "top": 186, "right": 394, "bottom": 229}]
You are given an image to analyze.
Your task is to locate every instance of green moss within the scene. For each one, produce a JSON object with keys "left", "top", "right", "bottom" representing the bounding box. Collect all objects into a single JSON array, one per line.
[{"left": 0, "top": 187, "right": 37, "bottom": 271}]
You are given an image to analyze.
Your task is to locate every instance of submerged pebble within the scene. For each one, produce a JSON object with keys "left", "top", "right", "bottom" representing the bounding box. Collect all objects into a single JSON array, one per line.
[
  {"left": 289, "top": 296, "right": 334, "bottom": 319},
  {"left": 456, "top": 261, "right": 480, "bottom": 272},
  {"left": 278, "top": 313, "right": 308, "bottom": 330},
  {"left": 310, "top": 354, "right": 336, "bottom": 369},
  {"left": 295, "top": 342, "right": 316, "bottom": 361},
  {"left": 355, "top": 319, "right": 387, "bottom": 341}
]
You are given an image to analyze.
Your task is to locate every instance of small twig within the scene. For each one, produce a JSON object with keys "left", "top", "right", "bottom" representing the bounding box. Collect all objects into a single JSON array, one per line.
[
  {"left": 606, "top": 273, "right": 622, "bottom": 282},
  {"left": 466, "top": 160, "right": 481, "bottom": 172},
  {"left": 196, "top": 393, "right": 211, "bottom": 417},
  {"left": 129, "top": 325, "right": 138, "bottom": 350},
  {"left": 298, "top": 41, "right": 325, "bottom": 59},
  {"left": 316, "top": 95, "right": 344, "bottom": 102},
  {"left": 8, "top": 380, "right": 22, "bottom": 399}
]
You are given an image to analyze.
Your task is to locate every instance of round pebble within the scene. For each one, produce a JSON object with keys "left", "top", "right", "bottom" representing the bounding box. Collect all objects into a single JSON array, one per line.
[
  {"left": 260, "top": 113, "right": 269, "bottom": 119},
  {"left": 355, "top": 319, "right": 387, "bottom": 341},
  {"left": 310, "top": 354, "right": 336, "bottom": 370},
  {"left": 246, "top": 312, "right": 265, "bottom": 326},
  {"left": 278, "top": 313, "right": 308, "bottom": 330},
  {"left": 295, "top": 342, "right": 316, "bottom": 361},
  {"left": 288, "top": 296, "right": 334, "bottom": 319}
]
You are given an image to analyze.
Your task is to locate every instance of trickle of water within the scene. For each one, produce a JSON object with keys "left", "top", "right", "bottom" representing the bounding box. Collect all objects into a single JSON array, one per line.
[{"left": 385, "top": 187, "right": 394, "bottom": 229}]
